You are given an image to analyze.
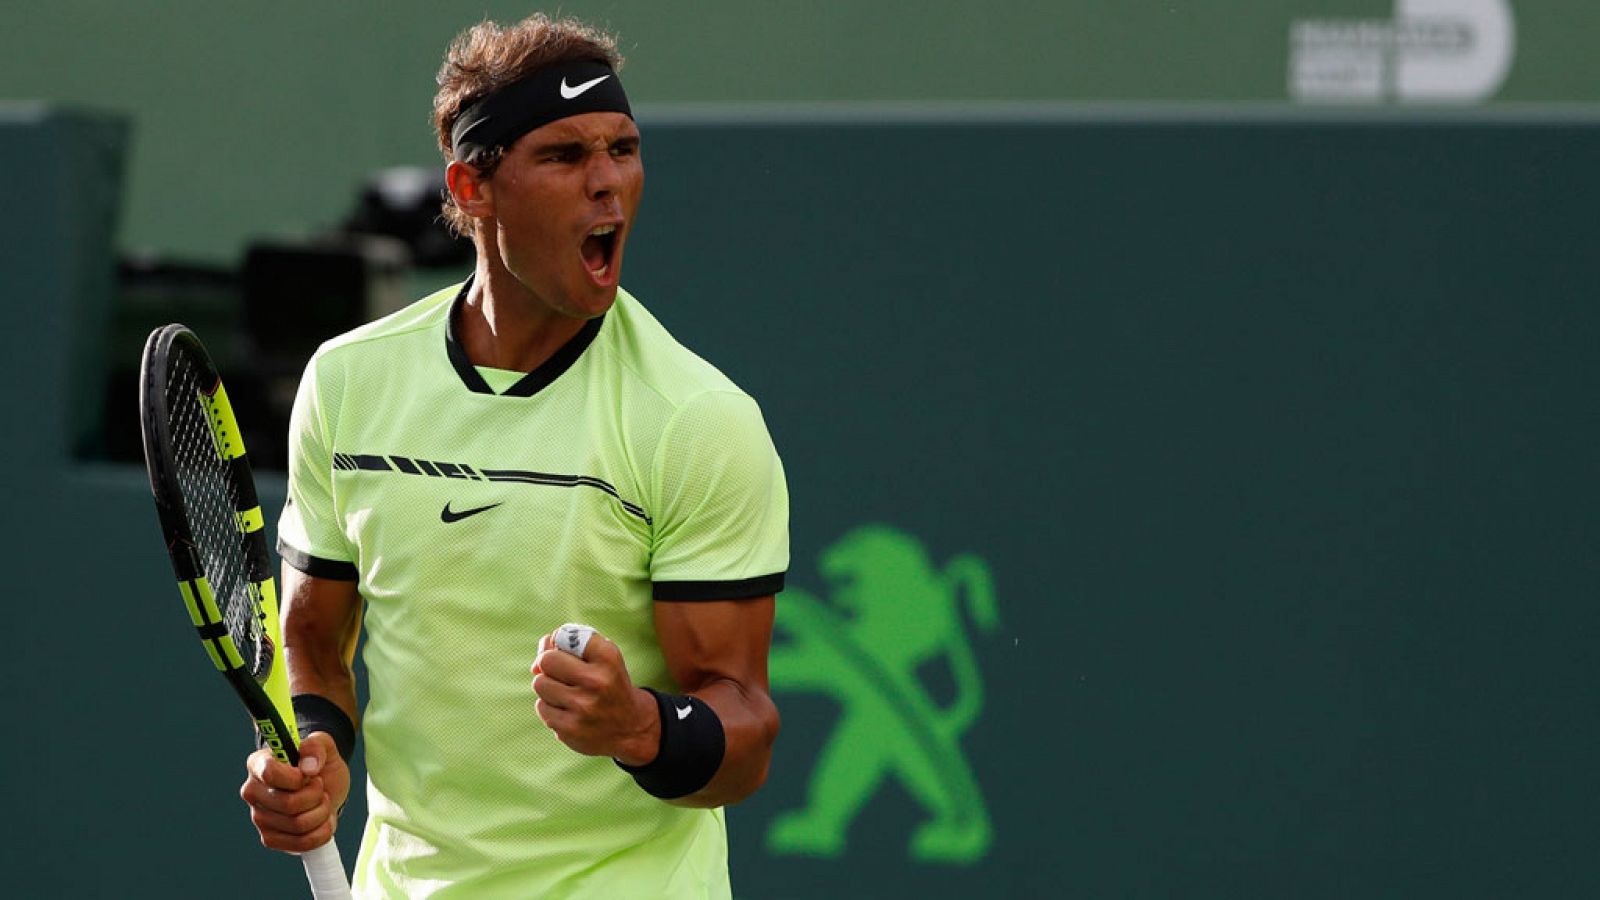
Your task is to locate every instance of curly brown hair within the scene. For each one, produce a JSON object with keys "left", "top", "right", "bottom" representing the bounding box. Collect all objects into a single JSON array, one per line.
[{"left": 433, "top": 14, "right": 624, "bottom": 236}]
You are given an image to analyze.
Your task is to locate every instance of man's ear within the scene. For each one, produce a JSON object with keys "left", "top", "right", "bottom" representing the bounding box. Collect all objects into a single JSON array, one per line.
[{"left": 446, "top": 160, "right": 494, "bottom": 219}]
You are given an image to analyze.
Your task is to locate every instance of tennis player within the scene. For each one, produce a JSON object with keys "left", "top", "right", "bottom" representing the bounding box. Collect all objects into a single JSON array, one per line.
[{"left": 237, "top": 14, "right": 788, "bottom": 897}]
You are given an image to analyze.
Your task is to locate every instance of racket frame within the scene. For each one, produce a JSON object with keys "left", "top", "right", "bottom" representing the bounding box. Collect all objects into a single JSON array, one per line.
[{"left": 140, "top": 324, "right": 350, "bottom": 899}]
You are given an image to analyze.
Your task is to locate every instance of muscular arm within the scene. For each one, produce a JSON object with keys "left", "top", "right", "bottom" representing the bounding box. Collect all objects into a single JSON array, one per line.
[
  {"left": 281, "top": 564, "right": 363, "bottom": 726},
  {"left": 652, "top": 596, "right": 780, "bottom": 808},
  {"left": 532, "top": 596, "right": 780, "bottom": 808},
  {"left": 239, "top": 565, "right": 361, "bottom": 852}
]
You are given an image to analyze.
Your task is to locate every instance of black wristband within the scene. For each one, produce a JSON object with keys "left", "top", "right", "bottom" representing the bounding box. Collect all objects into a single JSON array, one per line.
[
  {"left": 616, "top": 687, "right": 726, "bottom": 799},
  {"left": 292, "top": 693, "right": 356, "bottom": 763}
]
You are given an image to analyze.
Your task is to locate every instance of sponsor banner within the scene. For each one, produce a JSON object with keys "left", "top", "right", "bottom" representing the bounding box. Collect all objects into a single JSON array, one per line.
[{"left": 1290, "top": 0, "right": 1516, "bottom": 103}]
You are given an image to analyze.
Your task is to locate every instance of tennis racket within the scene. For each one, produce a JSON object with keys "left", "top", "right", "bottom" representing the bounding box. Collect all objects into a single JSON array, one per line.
[{"left": 139, "top": 324, "right": 351, "bottom": 899}]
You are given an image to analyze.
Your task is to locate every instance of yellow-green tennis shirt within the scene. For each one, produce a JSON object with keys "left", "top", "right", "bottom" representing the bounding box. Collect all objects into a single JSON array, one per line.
[{"left": 277, "top": 279, "right": 789, "bottom": 898}]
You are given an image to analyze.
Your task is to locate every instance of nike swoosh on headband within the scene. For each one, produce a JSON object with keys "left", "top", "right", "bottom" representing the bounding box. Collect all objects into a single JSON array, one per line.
[{"left": 560, "top": 74, "right": 611, "bottom": 99}]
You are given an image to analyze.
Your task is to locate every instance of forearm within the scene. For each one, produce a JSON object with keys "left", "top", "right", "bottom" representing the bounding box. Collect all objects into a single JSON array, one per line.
[
  {"left": 280, "top": 566, "right": 363, "bottom": 722},
  {"left": 286, "top": 647, "right": 358, "bottom": 720},
  {"left": 603, "top": 595, "right": 779, "bottom": 807},
  {"left": 667, "top": 677, "right": 779, "bottom": 808}
]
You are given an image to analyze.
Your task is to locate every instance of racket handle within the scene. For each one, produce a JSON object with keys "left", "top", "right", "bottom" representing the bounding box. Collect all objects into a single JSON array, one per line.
[{"left": 300, "top": 839, "right": 352, "bottom": 899}]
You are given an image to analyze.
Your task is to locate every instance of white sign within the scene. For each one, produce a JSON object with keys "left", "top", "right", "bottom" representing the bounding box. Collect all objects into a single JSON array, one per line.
[{"left": 1290, "top": 0, "right": 1515, "bottom": 103}]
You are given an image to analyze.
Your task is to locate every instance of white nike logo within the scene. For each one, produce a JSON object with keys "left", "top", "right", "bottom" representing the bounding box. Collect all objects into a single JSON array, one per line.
[
  {"left": 676, "top": 705, "right": 693, "bottom": 720},
  {"left": 560, "top": 75, "right": 611, "bottom": 100}
]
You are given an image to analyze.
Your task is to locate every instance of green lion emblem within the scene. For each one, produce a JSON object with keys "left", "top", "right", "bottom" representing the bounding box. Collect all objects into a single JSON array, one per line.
[{"left": 766, "top": 525, "right": 1000, "bottom": 863}]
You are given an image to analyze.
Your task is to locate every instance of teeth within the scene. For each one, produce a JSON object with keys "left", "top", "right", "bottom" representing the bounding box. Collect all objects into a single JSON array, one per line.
[
  {"left": 594, "top": 265, "right": 609, "bottom": 278},
  {"left": 589, "top": 224, "right": 616, "bottom": 236}
]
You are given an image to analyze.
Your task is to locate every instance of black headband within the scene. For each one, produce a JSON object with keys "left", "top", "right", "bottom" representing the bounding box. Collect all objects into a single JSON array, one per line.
[{"left": 450, "top": 58, "right": 632, "bottom": 160}]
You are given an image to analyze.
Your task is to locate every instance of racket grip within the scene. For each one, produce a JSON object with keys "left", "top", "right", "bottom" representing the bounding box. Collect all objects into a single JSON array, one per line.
[{"left": 300, "top": 839, "right": 352, "bottom": 899}]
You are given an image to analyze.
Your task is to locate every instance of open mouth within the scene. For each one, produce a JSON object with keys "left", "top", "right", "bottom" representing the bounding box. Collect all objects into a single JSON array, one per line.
[{"left": 580, "top": 224, "right": 620, "bottom": 280}]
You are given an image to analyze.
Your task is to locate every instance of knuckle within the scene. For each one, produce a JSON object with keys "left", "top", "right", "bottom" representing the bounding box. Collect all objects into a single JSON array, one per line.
[
  {"left": 274, "top": 789, "right": 305, "bottom": 814},
  {"left": 281, "top": 789, "right": 311, "bottom": 815},
  {"left": 295, "top": 804, "right": 327, "bottom": 833}
]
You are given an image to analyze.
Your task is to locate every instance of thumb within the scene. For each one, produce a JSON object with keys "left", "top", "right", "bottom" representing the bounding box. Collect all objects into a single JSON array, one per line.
[
  {"left": 584, "top": 632, "right": 625, "bottom": 669},
  {"left": 299, "top": 732, "right": 331, "bottom": 775}
]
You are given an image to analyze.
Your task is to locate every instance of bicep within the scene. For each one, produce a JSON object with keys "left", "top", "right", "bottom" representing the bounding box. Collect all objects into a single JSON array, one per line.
[
  {"left": 654, "top": 597, "right": 774, "bottom": 693},
  {"left": 280, "top": 564, "right": 362, "bottom": 682},
  {"left": 653, "top": 597, "right": 780, "bottom": 804}
]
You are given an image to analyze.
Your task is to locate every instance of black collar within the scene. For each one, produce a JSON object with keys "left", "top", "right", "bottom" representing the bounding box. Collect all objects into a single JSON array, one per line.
[{"left": 444, "top": 277, "right": 605, "bottom": 397}]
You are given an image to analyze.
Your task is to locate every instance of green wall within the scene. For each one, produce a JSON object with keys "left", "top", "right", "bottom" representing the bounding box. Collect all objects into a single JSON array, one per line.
[
  {"left": 6, "top": 106, "right": 1598, "bottom": 897},
  {"left": 2, "top": 1, "right": 1596, "bottom": 261}
]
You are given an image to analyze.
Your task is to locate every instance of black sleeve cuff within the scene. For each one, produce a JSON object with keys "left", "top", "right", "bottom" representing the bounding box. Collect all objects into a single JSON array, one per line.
[
  {"left": 652, "top": 572, "right": 785, "bottom": 602},
  {"left": 277, "top": 538, "right": 359, "bottom": 581}
]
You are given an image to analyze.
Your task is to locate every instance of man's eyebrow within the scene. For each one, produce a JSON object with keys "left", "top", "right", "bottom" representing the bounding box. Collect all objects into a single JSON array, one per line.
[{"left": 528, "top": 140, "right": 587, "bottom": 157}]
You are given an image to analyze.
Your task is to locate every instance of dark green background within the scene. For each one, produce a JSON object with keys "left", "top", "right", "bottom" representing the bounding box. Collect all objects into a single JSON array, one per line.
[
  {"left": 4, "top": 106, "right": 1595, "bottom": 896},
  {"left": 2, "top": 1, "right": 1595, "bottom": 262}
]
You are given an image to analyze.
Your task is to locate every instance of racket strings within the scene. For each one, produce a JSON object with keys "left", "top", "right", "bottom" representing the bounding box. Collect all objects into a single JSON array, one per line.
[{"left": 166, "top": 359, "right": 263, "bottom": 658}]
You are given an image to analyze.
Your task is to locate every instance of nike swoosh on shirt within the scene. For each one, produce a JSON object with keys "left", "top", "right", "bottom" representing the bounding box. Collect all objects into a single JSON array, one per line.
[
  {"left": 676, "top": 705, "right": 693, "bottom": 720},
  {"left": 441, "top": 501, "right": 502, "bottom": 523},
  {"left": 560, "top": 74, "right": 611, "bottom": 99}
]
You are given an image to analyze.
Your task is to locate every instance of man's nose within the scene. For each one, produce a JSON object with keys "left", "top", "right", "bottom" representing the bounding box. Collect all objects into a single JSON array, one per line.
[{"left": 586, "top": 154, "right": 623, "bottom": 199}]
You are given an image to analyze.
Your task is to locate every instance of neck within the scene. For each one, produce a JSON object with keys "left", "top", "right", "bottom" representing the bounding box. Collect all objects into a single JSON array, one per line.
[{"left": 459, "top": 237, "right": 589, "bottom": 373}]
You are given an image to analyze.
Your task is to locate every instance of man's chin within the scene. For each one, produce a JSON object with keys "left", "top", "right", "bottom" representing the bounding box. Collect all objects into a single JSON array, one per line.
[{"left": 567, "top": 283, "right": 619, "bottom": 320}]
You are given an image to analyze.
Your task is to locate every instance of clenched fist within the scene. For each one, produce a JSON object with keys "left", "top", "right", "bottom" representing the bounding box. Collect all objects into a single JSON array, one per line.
[
  {"left": 531, "top": 627, "right": 660, "bottom": 767},
  {"left": 239, "top": 731, "right": 350, "bottom": 853}
]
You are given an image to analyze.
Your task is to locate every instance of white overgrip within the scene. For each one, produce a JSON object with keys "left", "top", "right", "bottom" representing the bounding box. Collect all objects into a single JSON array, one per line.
[{"left": 299, "top": 838, "right": 351, "bottom": 899}]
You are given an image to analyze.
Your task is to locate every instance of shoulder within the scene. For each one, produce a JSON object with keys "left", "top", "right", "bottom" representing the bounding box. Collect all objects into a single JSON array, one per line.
[{"left": 598, "top": 287, "right": 753, "bottom": 413}]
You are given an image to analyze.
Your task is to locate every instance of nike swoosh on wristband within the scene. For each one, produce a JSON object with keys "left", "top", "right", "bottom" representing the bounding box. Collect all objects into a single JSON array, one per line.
[
  {"left": 676, "top": 705, "right": 693, "bottom": 720},
  {"left": 560, "top": 75, "right": 611, "bottom": 99},
  {"left": 441, "top": 501, "right": 502, "bottom": 523}
]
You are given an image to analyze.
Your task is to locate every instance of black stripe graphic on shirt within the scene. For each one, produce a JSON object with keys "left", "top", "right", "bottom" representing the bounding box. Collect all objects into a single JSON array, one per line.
[
  {"left": 339, "top": 455, "right": 650, "bottom": 524},
  {"left": 480, "top": 470, "right": 651, "bottom": 523}
]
